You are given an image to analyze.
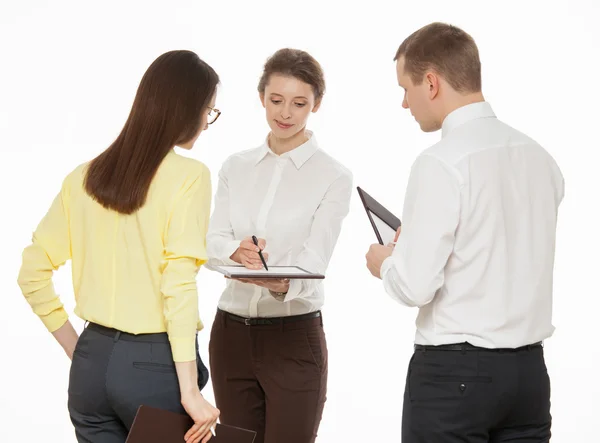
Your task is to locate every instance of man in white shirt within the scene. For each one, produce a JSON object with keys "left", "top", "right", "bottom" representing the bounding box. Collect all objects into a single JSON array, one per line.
[{"left": 365, "top": 22, "right": 564, "bottom": 442}]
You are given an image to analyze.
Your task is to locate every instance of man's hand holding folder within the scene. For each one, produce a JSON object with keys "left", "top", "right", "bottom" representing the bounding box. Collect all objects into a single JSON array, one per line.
[{"left": 366, "top": 225, "right": 402, "bottom": 279}]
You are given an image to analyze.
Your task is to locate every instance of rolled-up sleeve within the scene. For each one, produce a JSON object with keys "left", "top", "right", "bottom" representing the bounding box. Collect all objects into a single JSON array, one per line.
[
  {"left": 17, "top": 177, "right": 72, "bottom": 332},
  {"left": 160, "top": 165, "right": 212, "bottom": 362}
]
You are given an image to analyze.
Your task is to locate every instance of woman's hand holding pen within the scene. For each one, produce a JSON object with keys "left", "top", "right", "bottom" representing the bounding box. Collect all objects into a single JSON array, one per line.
[
  {"left": 228, "top": 235, "right": 290, "bottom": 293},
  {"left": 230, "top": 237, "right": 269, "bottom": 269}
]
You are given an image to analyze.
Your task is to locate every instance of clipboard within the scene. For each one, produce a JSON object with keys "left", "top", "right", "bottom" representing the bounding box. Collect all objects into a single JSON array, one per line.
[
  {"left": 356, "top": 186, "right": 402, "bottom": 245},
  {"left": 126, "top": 405, "right": 257, "bottom": 443},
  {"left": 206, "top": 264, "right": 324, "bottom": 280}
]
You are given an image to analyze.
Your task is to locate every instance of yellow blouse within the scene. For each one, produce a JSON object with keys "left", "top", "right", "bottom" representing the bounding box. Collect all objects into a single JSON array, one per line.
[{"left": 17, "top": 150, "right": 212, "bottom": 362}]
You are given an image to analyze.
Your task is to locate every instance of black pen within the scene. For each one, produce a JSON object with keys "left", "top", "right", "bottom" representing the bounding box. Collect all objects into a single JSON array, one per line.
[{"left": 252, "top": 235, "right": 269, "bottom": 271}]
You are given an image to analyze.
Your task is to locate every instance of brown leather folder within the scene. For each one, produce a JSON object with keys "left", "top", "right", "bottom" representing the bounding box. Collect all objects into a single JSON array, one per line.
[{"left": 126, "top": 405, "right": 256, "bottom": 443}]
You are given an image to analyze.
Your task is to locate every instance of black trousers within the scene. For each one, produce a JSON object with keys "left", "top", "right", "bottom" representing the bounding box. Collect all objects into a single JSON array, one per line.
[
  {"left": 67, "top": 323, "right": 209, "bottom": 443},
  {"left": 402, "top": 342, "right": 551, "bottom": 442}
]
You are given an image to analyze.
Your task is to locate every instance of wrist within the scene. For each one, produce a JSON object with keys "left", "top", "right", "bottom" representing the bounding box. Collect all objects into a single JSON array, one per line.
[
  {"left": 64, "top": 344, "right": 75, "bottom": 358},
  {"left": 180, "top": 386, "right": 201, "bottom": 399},
  {"left": 229, "top": 249, "right": 241, "bottom": 264},
  {"left": 276, "top": 282, "right": 289, "bottom": 293},
  {"left": 269, "top": 281, "right": 289, "bottom": 298}
]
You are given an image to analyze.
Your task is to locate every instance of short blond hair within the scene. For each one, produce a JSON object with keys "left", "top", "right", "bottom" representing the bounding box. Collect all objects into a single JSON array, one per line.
[{"left": 395, "top": 22, "right": 481, "bottom": 93}]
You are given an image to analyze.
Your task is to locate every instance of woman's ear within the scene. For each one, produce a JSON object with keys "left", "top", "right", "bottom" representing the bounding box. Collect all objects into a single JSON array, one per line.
[{"left": 312, "top": 98, "right": 322, "bottom": 113}]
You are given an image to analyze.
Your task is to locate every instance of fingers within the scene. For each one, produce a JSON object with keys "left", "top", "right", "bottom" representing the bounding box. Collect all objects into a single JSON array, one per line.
[
  {"left": 189, "top": 423, "right": 210, "bottom": 443},
  {"left": 240, "top": 251, "right": 268, "bottom": 269},
  {"left": 239, "top": 238, "right": 260, "bottom": 252},
  {"left": 201, "top": 431, "right": 214, "bottom": 443},
  {"left": 185, "top": 423, "right": 202, "bottom": 441},
  {"left": 196, "top": 410, "right": 219, "bottom": 443},
  {"left": 240, "top": 237, "right": 267, "bottom": 252},
  {"left": 241, "top": 259, "right": 264, "bottom": 270},
  {"left": 202, "top": 420, "right": 218, "bottom": 443},
  {"left": 394, "top": 226, "right": 402, "bottom": 242}
]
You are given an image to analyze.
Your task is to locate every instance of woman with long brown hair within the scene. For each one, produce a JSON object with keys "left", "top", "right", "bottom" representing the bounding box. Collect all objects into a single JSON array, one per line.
[{"left": 17, "top": 50, "right": 221, "bottom": 443}]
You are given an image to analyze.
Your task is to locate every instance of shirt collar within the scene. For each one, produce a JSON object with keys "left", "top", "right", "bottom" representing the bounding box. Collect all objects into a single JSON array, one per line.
[
  {"left": 441, "top": 101, "right": 496, "bottom": 138},
  {"left": 254, "top": 130, "right": 319, "bottom": 169}
]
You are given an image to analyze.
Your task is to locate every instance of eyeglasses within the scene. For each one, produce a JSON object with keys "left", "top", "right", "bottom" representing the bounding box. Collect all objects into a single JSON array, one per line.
[{"left": 207, "top": 107, "right": 221, "bottom": 125}]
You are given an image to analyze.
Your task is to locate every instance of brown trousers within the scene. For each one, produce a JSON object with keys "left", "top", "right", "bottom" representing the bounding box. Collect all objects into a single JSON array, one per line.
[{"left": 209, "top": 308, "right": 328, "bottom": 443}]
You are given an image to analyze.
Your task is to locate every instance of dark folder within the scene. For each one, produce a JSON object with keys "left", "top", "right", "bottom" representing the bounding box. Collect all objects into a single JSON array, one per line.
[
  {"left": 356, "top": 186, "right": 402, "bottom": 245},
  {"left": 126, "top": 405, "right": 257, "bottom": 443}
]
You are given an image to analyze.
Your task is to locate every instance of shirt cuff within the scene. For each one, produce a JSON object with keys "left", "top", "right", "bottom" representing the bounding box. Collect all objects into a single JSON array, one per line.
[
  {"left": 380, "top": 255, "right": 396, "bottom": 279},
  {"left": 282, "top": 278, "right": 303, "bottom": 302},
  {"left": 221, "top": 240, "right": 242, "bottom": 265},
  {"left": 40, "top": 307, "right": 69, "bottom": 332},
  {"left": 169, "top": 336, "right": 198, "bottom": 363}
]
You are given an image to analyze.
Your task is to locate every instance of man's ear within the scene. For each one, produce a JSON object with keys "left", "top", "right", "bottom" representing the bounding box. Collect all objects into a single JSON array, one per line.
[{"left": 426, "top": 72, "right": 440, "bottom": 99}]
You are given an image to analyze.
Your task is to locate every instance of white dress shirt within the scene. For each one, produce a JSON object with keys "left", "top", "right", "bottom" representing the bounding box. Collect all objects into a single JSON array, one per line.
[
  {"left": 381, "top": 102, "right": 565, "bottom": 349},
  {"left": 206, "top": 131, "right": 353, "bottom": 318}
]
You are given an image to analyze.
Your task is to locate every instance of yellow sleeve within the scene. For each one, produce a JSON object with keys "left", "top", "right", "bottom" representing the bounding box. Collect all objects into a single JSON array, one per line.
[
  {"left": 160, "top": 165, "right": 212, "bottom": 362},
  {"left": 17, "top": 176, "right": 72, "bottom": 332}
]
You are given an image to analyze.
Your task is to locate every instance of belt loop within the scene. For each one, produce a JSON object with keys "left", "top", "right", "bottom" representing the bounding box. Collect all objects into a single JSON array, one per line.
[
  {"left": 113, "top": 331, "right": 121, "bottom": 342},
  {"left": 460, "top": 343, "right": 467, "bottom": 354},
  {"left": 319, "top": 312, "right": 323, "bottom": 327}
]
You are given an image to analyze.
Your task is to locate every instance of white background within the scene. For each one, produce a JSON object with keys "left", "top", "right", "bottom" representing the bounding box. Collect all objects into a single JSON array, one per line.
[{"left": 1, "top": 0, "right": 598, "bottom": 441}]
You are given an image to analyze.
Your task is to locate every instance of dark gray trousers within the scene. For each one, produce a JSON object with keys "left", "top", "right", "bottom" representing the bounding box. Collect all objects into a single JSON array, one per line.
[{"left": 68, "top": 322, "right": 209, "bottom": 443}]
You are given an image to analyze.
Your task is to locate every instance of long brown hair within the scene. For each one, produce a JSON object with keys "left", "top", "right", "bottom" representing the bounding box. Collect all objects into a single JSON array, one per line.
[{"left": 84, "top": 50, "right": 219, "bottom": 214}]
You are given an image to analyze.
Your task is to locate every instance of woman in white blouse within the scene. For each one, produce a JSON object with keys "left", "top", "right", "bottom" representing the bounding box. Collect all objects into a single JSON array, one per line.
[{"left": 205, "top": 48, "right": 352, "bottom": 443}]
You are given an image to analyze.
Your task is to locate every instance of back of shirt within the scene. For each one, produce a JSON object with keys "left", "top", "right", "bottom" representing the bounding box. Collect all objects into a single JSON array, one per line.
[
  {"left": 18, "top": 149, "right": 212, "bottom": 362},
  {"left": 381, "top": 102, "right": 565, "bottom": 348}
]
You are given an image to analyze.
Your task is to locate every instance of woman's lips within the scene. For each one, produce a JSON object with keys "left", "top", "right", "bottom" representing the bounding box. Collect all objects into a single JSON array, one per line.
[{"left": 275, "top": 120, "right": 293, "bottom": 129}]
